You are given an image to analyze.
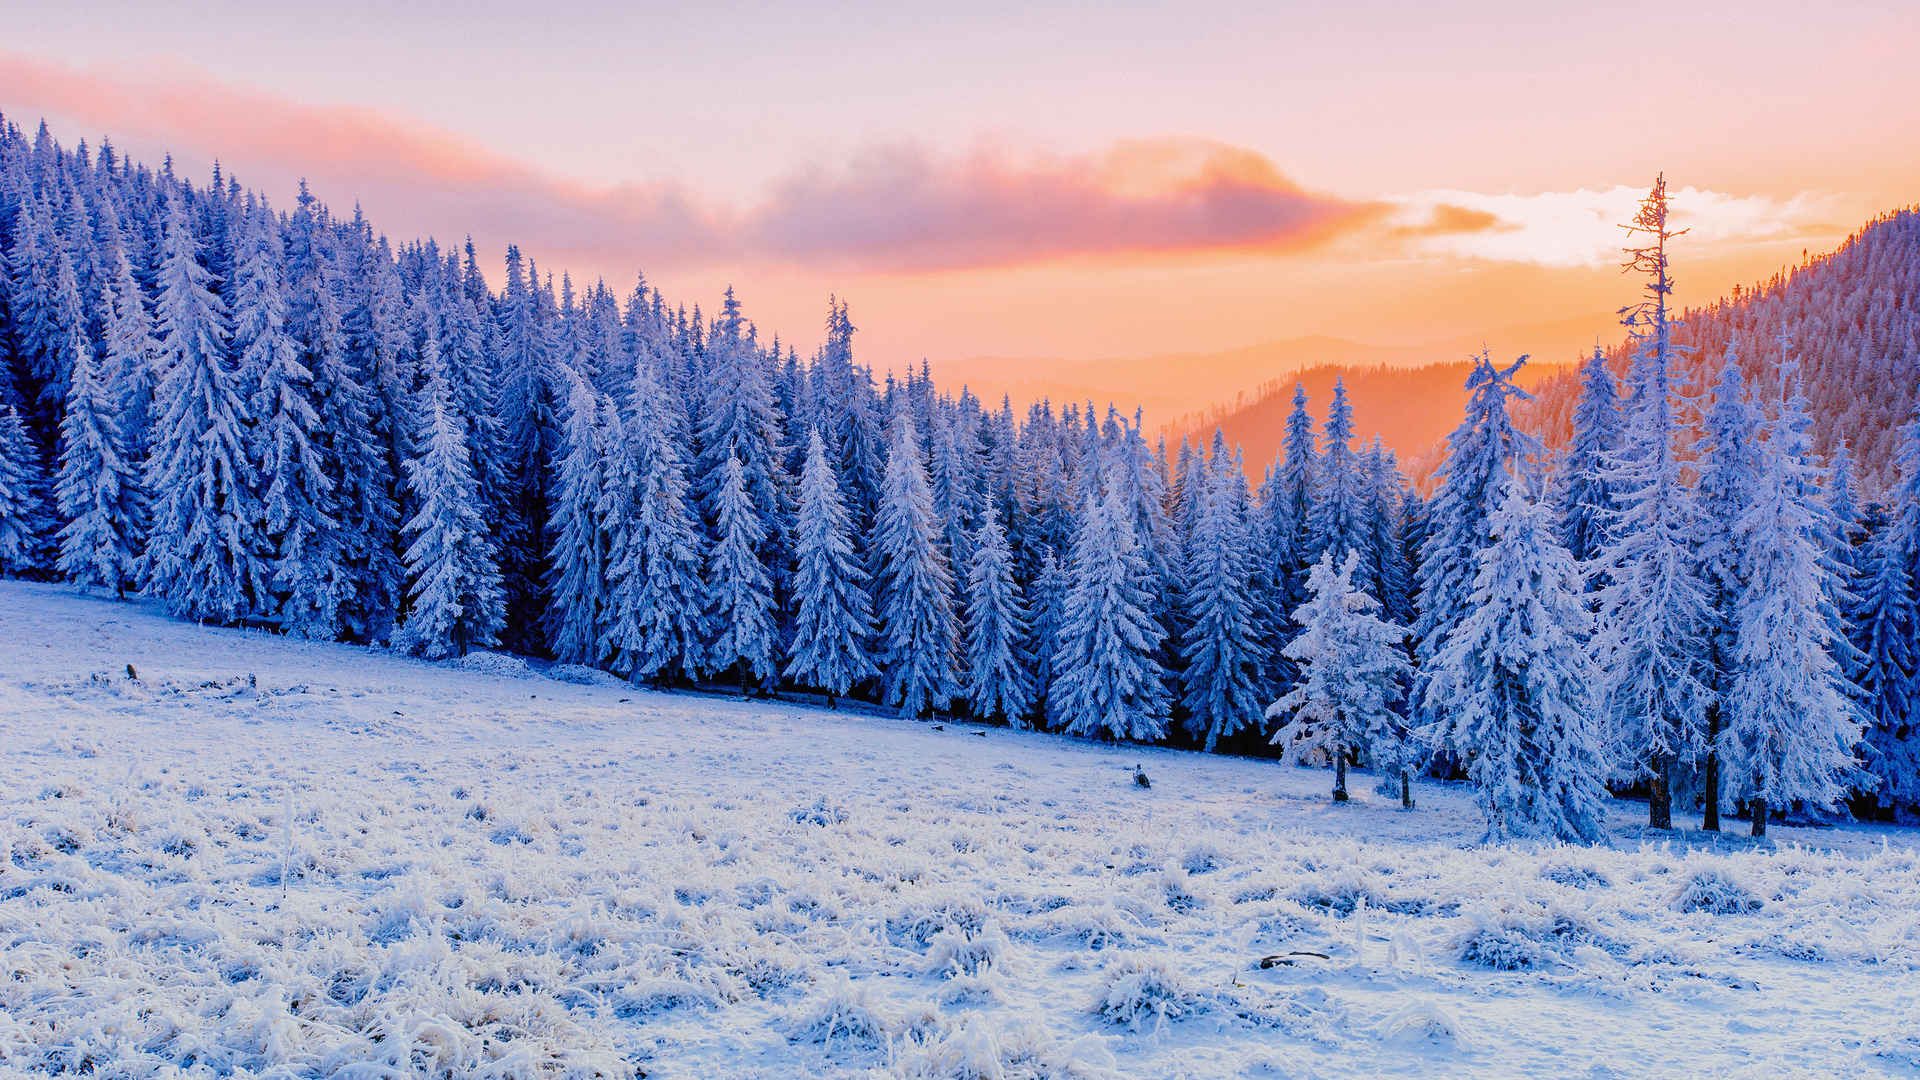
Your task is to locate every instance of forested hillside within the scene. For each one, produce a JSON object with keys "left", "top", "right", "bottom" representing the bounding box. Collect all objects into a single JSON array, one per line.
[{"left": 1520, "top": 208, "right": 1920, "bottom": 494}]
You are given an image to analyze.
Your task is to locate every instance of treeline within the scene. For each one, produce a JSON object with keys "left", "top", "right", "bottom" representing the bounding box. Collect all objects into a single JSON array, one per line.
[{"left": 0, "top": 121, "right": 1915, "bottom": 836}]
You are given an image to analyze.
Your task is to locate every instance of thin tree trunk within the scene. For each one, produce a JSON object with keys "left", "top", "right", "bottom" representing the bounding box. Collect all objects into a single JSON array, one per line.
[
  {"left": 1333, "top": 752, "right": 1349, "bottom": 803},
  {"left": 1702, "top": 721, "right": 1722, "bottom": 832},
  {"left": 1648, "top": 754, "right": 1673, "bottom": 830},
  {"left": 1399, "top": 772, "right": 1413, "bottom": 810},
  {"left": 1751, "top": 797, "right": 1767, "bottom": 838}
]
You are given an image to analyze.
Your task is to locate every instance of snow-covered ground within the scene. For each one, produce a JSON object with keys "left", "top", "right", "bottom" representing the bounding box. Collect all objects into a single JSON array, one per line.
[{"left": 1, "top": 579, "right": 1916, "bottom": 1080}]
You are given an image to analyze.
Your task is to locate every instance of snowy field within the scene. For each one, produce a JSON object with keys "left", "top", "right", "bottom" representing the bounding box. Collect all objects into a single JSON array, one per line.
[{"left": 1, "top": 579, "right": 1917, "bottom": 1080}]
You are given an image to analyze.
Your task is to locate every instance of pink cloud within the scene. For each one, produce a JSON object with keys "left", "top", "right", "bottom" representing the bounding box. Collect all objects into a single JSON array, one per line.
[{"left": 1, "top": 54, "right": 1371, "bottom": 275}]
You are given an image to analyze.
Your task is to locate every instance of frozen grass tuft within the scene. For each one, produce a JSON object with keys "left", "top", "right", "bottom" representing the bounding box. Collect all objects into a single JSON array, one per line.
[
  {"left": 1090, "top": 953, "right": 1205, "bottom": 1031},
  {"left": 1671, "top": 866, "right": 1764, "bottom": 915}
]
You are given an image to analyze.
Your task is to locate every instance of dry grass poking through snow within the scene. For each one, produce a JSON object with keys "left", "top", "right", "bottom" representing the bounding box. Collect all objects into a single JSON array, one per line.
[{"left": 1, "top": 582, "right": 1918, "bottom": 1079}]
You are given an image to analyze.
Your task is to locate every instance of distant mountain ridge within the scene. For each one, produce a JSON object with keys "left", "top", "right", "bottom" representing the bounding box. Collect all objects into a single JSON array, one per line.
[
  {"left": 1163, "top": 357, "right": 1571, "bottom": 487},
  {"left": 944, "top": 313, "right": 1613, "bottom": 432},
  {"left": 1518, "top": 206, "right": 1920, "bottom": 495}
]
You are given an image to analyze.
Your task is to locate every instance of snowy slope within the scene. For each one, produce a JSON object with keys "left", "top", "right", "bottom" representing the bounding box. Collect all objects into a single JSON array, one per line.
[{"left": 1, "top": 579, "right": 1916, "bottom": 1079}]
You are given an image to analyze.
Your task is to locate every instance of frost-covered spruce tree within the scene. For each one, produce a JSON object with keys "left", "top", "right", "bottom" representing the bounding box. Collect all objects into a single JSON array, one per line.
[
  {"left": 141, "top": 193, "right": 264, "bottom": 624},
  {"left": 297, "top": 198, "right": 393, "bottom": 645},
  {"left": 1253, "top": 383, "right": 1320, "bottom": 699},
  {"left": 1310, "top": 377, "right": 1365, "bottom": 564},
  {"left": 229, "top": 200, "right": 290, "bottom": 402},
  {"left": 1721, "top": 390, "right": 1863, "bottom": 837},
  {"left": 248, "top": 212, "right": 349, "bottom": 639},
  {"left": 545, "top": 376, "right": 614, "bottom": 665},
  {"left": 606, "top": 364, "right": 707, "bottom": 685},
  {"left": 5, "top": 195, "right": 58, "bottom": 434},
  {"left": 786, "top": 427, "right": 878, "bottom": 705},
  {"left": 1180, "top": 447, "right": 1261, "bottom": 750},
  {"left": 696, "top": 288, "right": 790, "bottom": 594},
  {"left": 1423, "top": 480, "right": 1609, "bottom": 841},
  {"left": 393, "top": 331, "right": 504, "bottom": 659},
  {"left": 964, "top": 506, "right": 1034, "bottom": 723},
  {"left": 1412, "top": 352, "right": 1539, "bottom": 732},
  {"left": 1360, "top": 438, "right": 1413, "bottom": 628},
  {"left": 1359, "top": 438, "right": 1419, "bottom": 797},
  {"left": 1557, "top": 344, "right": 1624, "bottom": 569},
  {"left": 1852, "top": 493, "right": 1916, "bottom": 812},
  {"left": 1692, "top": 352, "right": 1760, "bottom": 830},
  {"left": 705, "top": 450, "right": 779, "bottom": 694},
  {"left": 1028, "top": 546, "right": 1069, "bottom": 727},
  {"left": 1268, "top": 552, "right": 1410, "bottom": 804},
  {"left": 1593, "top": 176, "right": 1709, "bottom": 830},
  {"left": 54, "top": 342, "right": 142, "bottom": 594},
  {"left": 1278, "top": 382, "right": 1319, "bottom": 568},
  {"left": 495, "top": 247, "right": 564, "bottom": 649},
  {"left": 873, "top": 413, "right": 960, "bottom": 717},
  {"left": 102, "top": 242, "right": 162, "bottom": 465},
  {"left": 0, "top": 405, "right": 51, "bottom": 575},
  {"left": 1050, "top": 484, "right": 1170, "bottom": 741}
]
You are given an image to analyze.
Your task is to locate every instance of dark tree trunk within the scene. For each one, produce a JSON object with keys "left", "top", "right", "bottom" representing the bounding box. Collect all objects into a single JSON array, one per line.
[
  {"left": 1399, "top": 772, "right": 1413, "bottom": 810},
  {"left": 1648, "top": 754, "right": 1673, "bottom": 830},
  {"left": 1333, "top": 753, "right": 1349, "bottom": 803},
  {"left": 827, "top": 692, "right": 837, "bottom": 710},
  {"left": 1702, "top": 751, "right": 1721, "bottom": 832},
  {"left": 1751, "top": 798, "right": 1767, "bottom": 838}
]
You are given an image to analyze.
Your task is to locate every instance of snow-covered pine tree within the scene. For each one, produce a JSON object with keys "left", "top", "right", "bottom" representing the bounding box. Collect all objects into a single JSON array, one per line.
[
  {"left": 1422, "top": 479, "right": 1609, "bottom": 841},
  {"left": 1557, "top": 344, "right": 1624, "bottom": 568},
  {"left": 1278, "top": 382, "right": 1318, "bottom": 570},
  {"left": 605, "top": 361, "right": 707, "bottom": 685},
  {"left": 5, "top": 194, "right": 58, "bottom": 438},
  {"left": 1309, "top": 377, "right": 1365, "bottom": 564},
  {"left": 141, "top": 193, "right": 264, "bottom": 624},
  {"left": 1851, "top": 483, "right": 1917, "bottom": 813},
  {"left": 0, "top": 404, "right": 50, "bottom": 575},
  {"left": 544, "top": 376, "right": 613, "bottom": 665},
  {"left": 229, "top": 199, "right": 289, "bottom": 401},
  {"left": 1252, "top": 383, "right": 1320, "bottom": 702},
  {"left": 247, "top": 204, "right": 349, "bottom": 640},
  {"left": 292, "top": 192, "right": 393, "bottom": 645},
  {"left": 1027, "top": 545, "right": 1069, "bottom": 727},
  {"left": 873, "top": 413, "right": 960, "bottom": 718},
  {"left": 1359, "top": 438, "right": 1419, "bottom": 797},
  {"left": 39, "top": 241, "right": 88, "bottom": 439},
  {"left": 786, "top": 427, "right": 878, "bottom": 704},
  {"left": 704, "top": 449, "right": 779, "bottom": 694},
  {"left": 1179, "top": 444, "right": 1261, "bottom": 750},
  {"left": 1268, "top": 551, "right": 1410, "bottom": 804},
  {"left": 393, "top": 330, "right": 504, "bottom": 659},
  {"left": 696, "top": 288, "right": 790, "bottom": 603},
  {"left": 101, "top": 241, "right": 162, "bottom": 466},
  {"left": 1691, "top": 349, "right": 1760, "bottom": 830},
  {"left": 1359, "top": 438, "right": 1413, "bottom": 628},
  {"left": 1412, "top": 352, "right": 1540, "bottom": 734},
  {"left": 54, "top": 340, "right": 142, "bottom": 594},
  {"left": 1721, "top": 375, "right": 1863, "bottom": 837},
  {"left": 964, "top": 505, "right": 1034, "bottom": 723},
  {"left": 1593, "top": 176, "right": 1709, "bottom": 830},
  {"left": 495, "top": 245, "right": 563, "bottom": 650},
  {"left": 1050, "top": 483, "right": 1170, "bottom": 741}
]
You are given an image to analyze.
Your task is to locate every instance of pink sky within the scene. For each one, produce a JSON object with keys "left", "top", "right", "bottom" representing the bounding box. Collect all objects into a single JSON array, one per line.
[{"left": 5, "top": 1, "right": 1914, "bottom": 417}]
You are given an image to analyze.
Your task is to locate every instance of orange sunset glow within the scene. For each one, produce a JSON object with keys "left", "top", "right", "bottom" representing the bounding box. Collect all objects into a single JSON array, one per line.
[{"left": 2, "top": 3, "right": 1914, "bottom": 430}]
